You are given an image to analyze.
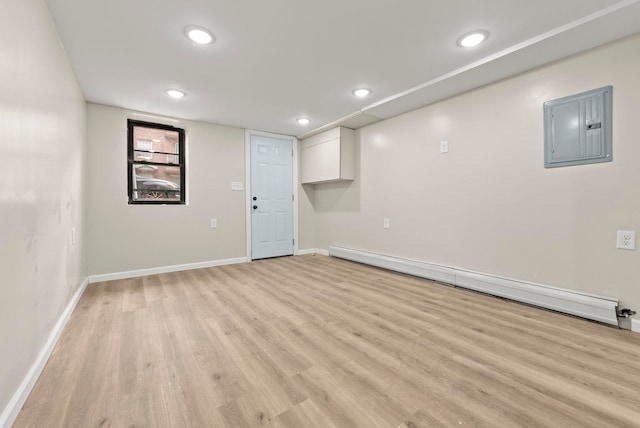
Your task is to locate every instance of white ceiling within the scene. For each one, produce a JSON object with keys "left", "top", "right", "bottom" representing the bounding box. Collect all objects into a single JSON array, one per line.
[{"left": 45, "top": 0, "right": 640, "bottom": 138}]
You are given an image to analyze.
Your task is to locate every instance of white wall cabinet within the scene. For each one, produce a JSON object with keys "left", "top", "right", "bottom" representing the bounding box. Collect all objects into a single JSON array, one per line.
[{"left": 301, "top": 127, "right": 355, "bottom": 184}]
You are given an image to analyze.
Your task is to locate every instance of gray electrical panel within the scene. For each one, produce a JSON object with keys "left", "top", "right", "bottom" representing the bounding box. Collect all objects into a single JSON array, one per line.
[{"left": 544, "top": 86, "right": 612, "bottom": 168}]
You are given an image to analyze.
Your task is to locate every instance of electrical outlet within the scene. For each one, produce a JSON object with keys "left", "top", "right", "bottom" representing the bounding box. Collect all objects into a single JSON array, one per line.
[
  {"left": 616, "top": 230, "right": 636, "bottom": 250},
  {"left": 231, "top": 182, "right": 244, "bottom": 191},
  {"left": 210, "top": 219, "right": 217, "bottom": 229},
  {"left": 383, "top": 218, "right": 390, "bottom": 229},
  {"left": 440, "top": 140, "right": 449, "bottom": 153}
]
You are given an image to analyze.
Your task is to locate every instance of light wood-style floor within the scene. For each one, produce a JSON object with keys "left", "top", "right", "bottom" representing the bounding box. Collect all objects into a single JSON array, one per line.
[{"left": 14, "top": 255, "right": 640, "bottom": 427}]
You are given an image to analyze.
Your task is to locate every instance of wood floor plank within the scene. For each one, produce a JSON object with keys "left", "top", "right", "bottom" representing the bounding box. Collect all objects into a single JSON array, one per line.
[
  {"left": 13, "top": 255, "right": 640, "bottom": 427},
  {"left": 216, "top": 392, "right": 277, "bottom": 428},
  {"left": 271, "top": 398, "right": 338, "bottom": 428},
  {"left": 291, "top": 365, "right": 387, "bottom": 428}
]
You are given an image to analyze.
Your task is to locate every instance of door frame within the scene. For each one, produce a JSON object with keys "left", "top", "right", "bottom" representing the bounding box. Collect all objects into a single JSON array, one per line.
[{"left": 244, "top": 129, "right": 299, "bottom": 261}]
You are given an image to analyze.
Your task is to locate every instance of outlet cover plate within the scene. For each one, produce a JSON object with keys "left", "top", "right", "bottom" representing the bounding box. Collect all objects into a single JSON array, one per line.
[{"left": 616, "top": 230, "right": 636, "bottom": 250}]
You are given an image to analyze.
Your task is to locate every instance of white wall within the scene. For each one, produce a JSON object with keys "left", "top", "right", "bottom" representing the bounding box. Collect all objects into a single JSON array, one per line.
[
  {"left": 297, "top": 150, "right": 317, "bottom": 251},
  {"left": 86, "top": 104, "right": 246, "bottom": 276},
  {"left": 307, "top": 34, "right": 640, "bottom": 313},
  {"left": 0, "top": 0, "right": 87, "bottom": 421}
]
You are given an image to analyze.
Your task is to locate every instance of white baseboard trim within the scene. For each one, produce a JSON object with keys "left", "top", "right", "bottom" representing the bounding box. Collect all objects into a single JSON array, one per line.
[
  {"left": 297, "top": 248, "right": 330, "bottom": 256},
  {"left": 297, "top": 249, "right": 317, "bottom": 256},
  {"left": 329, "top": 245, "right": 620, "bottom": 326},
  {"left": 632, "top": 318, "right": 640, "bottom": 333},
  {"left": 0, "top": 277, "right": 89, "bottom": 428},
  {"left": 88, "top": 257, "right": 248, "bottom": 283}
]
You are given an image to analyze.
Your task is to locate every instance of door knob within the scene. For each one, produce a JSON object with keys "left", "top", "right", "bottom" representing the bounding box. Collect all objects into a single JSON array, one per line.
[
  {"left": 252, "top": 196, "right": 257, "bottom": 201},
  {"left": 253, "top": 205, "right": 258, "bottom": 210}
]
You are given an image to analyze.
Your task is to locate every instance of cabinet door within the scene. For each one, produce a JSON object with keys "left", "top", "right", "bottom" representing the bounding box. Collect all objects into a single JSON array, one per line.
[{"left": 301, "top": 138, "right": 340, "bottom": 183}]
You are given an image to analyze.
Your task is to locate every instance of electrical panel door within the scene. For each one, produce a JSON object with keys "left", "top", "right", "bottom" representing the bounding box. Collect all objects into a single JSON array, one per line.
[{"left": 544, "top": 86, "right": 612, "bottom": 168}]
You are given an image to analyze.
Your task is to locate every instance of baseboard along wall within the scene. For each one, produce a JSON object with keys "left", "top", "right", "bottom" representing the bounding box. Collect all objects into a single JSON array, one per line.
[
  {"left": 88, "top": 257, "right": 248, "bottom": 283},
  {"left": 298, "top": 248, "right": 330, "bottom": 256},
  {"left": 328, "top": 245, "right": 621, "bottom": 327},
  {"left": 0, "top": 277, "right": 89, "bottom": 428}
]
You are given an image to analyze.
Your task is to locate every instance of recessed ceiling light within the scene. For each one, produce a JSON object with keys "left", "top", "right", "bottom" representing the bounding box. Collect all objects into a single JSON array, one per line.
[
  {"left": 184, "top": 26, "right": 215, "bottom": 45},
  {"left": 297, "top": 118, "right": 310, "bottom": 125},
  {"left": 457, "top": 30, "right": 489, "bottom": 48},
  {"left": 165, "top": 89, "right": 185, "bottom": 98},
  {"left": 353, "top": 88, "right": 371, "bottom": 97}
]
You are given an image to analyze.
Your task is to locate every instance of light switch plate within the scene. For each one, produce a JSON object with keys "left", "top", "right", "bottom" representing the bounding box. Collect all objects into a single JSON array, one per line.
[
  {"left": 210, "top": 219, "right": 217, "bottom": 228},
  {"left": 440, "top": 140, "right": 449, "bottom": 153}
]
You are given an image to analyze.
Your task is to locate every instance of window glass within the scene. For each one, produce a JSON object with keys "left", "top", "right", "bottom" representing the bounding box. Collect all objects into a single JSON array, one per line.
[{"left": 136, "top": 139, "right": 153, "bottom": 160}]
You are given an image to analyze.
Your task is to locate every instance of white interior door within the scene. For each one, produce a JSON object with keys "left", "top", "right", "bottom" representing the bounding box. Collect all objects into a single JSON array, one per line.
[{"left": 250, "top": 134, "right": 294, "bottom": 260}]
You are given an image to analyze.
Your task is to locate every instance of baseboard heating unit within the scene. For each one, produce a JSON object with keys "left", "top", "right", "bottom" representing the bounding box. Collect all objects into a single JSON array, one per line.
[{"left": 329, "top": 245, "right": 621, "bottom": 326}]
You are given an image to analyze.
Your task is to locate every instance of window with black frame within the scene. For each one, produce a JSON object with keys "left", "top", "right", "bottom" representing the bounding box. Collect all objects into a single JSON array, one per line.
[{"left": 127, "top": 119, "right": 185, "bottom": 204}]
